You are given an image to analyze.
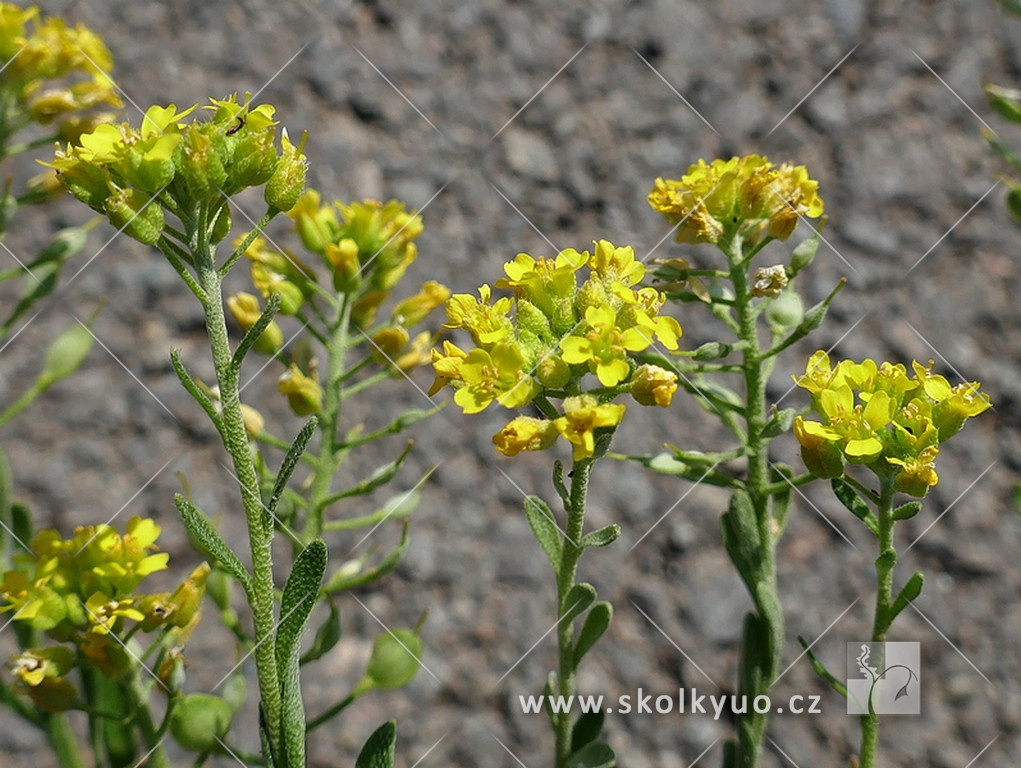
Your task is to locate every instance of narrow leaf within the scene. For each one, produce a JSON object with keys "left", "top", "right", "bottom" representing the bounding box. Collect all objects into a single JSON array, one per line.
[
  {"left": 761, "top": 407, "right": 797, "bottom": 439},
  {"left": 721, "top": 491, "right": 760, "bottom": 595},
  {"left": 300, "top": 599, "right": 342, "bottom": 665},
  {"left": 524, "top": 495, "right": 563, "bottom": 571},
  {"left": 570, "top": 710, "right": 604, "bottom": 754},
  {"left": 831, "top": 478, "right": 879, "bottom": 536},
  {"left": 892, "top": 501, "right": 922, "bottom": 521},
  {"left": 277, "top": 539, "right": 328, "bottom": 768},
  {"left": 573, "top": 602, "right": 612, "bottom": 667},
  {"left": 355, "top": 720, "right": 397, "bottom": 768},
  {"left": 889, "top": 571, "right": 924, "bottom": 624},
  {"left": 561, "top": 583, "right": 597, "bottom": 627},
  {"left": 175, "top": 494, "right": 252, "bottom": 594},
  {"left": 797, "top": 634, "right": 847, "bottom": 698},
  {"left": 170, "top": 349, "right": 223, "bottom": 433},
  {"left": 328, "top": 442, "right": 413, "bottom": 501},
  {"left": 565, "top": 740, "right": 616, "bottom": 768},
  {"left": 580, "top": 524, "right": 620, "bottom": 549},
  {"left": 232, "top": 291, "right": 282, "bottom": 369},
  {"left": 269, "top": 417, "right": 318, "bottom": 513}
]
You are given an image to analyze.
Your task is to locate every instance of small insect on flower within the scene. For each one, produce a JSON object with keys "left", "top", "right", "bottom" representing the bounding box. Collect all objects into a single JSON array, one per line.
[{"left": 226, "top": 115, "right": 245, "bottom": 136}]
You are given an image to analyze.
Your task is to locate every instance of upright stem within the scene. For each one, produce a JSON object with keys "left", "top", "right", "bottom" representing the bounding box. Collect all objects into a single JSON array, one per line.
[
  {"left": 304, "top": 294, "right": 351, "bottom": 543},
  {"left": 554, "top": 457, "right": 593, "bottom": 768},
  {"left": 194, "top": 215, "right": 282, "bottom": 750},
  {"left": 858, "top": 475, "right": 897, "bottom": 768},
  {"left": 724, "top": 231, "right": 783, "bottom": 768},
  {"left": 43, "top": 713, "right": 87, "bottom": 768}
]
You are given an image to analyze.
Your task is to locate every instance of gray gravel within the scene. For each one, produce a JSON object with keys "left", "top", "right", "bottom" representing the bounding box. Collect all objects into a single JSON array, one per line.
[{"left": 1, "top": 1, "right": 1020, "bottom": 767}]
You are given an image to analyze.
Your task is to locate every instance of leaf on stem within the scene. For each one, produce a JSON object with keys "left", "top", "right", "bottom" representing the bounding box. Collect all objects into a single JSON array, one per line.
[
  {"left": 580, "top": 524, "right": 620, "bottom": 549},
  {"left": 322, "top": 521, "right": 410, "bottom": 593},
  {"left": 721, "top": 491, "right": 761, "bottom": 594},
  {"left": 175, "top": 494, "right": 253, "bottom": 594},
  {"left": 831, "top": 478, "right": 879, "bottom": 536},
  {"left": 524, "top": 495, "right": 564, "bottom": 571},
  {"left": 327, "top": 442, "right": 413, "bottom": 501},
  {"left": 553, "top": 460, "right": 571, "bottom": 507},
  {"left": 889, "top": 571, "right": 924, "bottom": 625},
  {"left": 269, "top": 417, "right": 318, "bottom": 514},
  {"left": 796, "top": 634, "right": 847, "bottom": 698},
  {"left": 277, "top": 539, "right": 328, "bottom": 768},
  {"left": 570, "top": 710, "right": 605, "bottom": 754},
  {"left": 562, "top": 583, "right": 597, "bottom": 626},
  {"left": 565, "top": 741, "right": 616, "bottom": 768},
  {"left": 231, "top": 291, "right": 282, "bottom": 370},
  {"left": 299, "top": 599, "right": 341, "bottom": 666},
  {"left": 892, "top": 501, "right": 922, "bottom": 522},
  {"left": 355, "top": 720, "right": 397, "bottom": 768},
  {"left": 573, "top": 602, "right": 612, "bottom": 668}
]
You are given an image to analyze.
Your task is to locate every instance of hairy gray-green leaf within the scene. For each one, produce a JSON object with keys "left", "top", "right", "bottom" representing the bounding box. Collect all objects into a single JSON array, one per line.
[
  {"left": 270, "top": 417, "right": 317, "bottom": 513},
  {"left": 580, "top": 524, "right": 620, "bottom": 549},
  {"left": 300, "top": 599, "right": 341, "bottom": 666},
  {"left": 524, "top": 495, "right": 563, "bottom": 571},
  {"left": 562, "top": 583, "right": 597, "bottom": 627},
  {"left": 573, "top": 602, "right": 612, "bottom": 667},
  {"left": 175, "top": 494, "right": 252, "bottom": 594},
  {"left": 565, "top": 740, "right": 616, "bottom": 768},
  {"left": 831, "top": 478, "right": 878, "bottom": 536},
  {"left": 355, "top": 720, "right": 397, "bottom": 768},
  {"left": 889, "top": 571, "right": 924, "bottom": 625},
  {"left": 277, "top": 539, "right": 327, "bottom": 768}
]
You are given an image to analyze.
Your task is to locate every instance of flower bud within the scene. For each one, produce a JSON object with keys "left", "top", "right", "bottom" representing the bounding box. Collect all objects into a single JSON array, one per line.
[
  {"left": 289, "top": 189, "right": 336, "bottom": 253},
  {"left": 515, "top": 299, "right": 553, "bottom": 344},
  {"left": 58, "top": 158, "right": 110, "bottom": 211},
  {"left": 264, "top": 128, "right": 307, "bottom": 211},
  {"left": 391, "top": 281, "right": 450, "bottom": 327},
  {"left": 630, "top": 364, "right": 678, "bottom": 407},
  {"left": 492, "top": 417, "right": 558, "bottom": 456},
  {"left": 251, "top": 263, "right": 304, "bottom": 315},
  {"left": 229, "top": 129, "right": 278, "bottom": 190},
  {"left": 324, "top": 238, "right": 361, "bottom": 293},
  {"left": 372, "top": 327, "right": 410, "bottom": 365},
  {"left": 169, "top": 693, "right": 233, "bottom": 752},
  {"left": 241, "top": 404, "right": 265, "bottom": 439},
  {"left": 180, "top": 127, "right": 228, "bottom": 202},
  {"left": 278, "top": 364, "right": 322, "bottom": 416},
  {"left": 536, "top": 354, "right": 571, "bottom": 389},
  {"left": 167, "top": 563, "right": 210, "bottom": 629},
  {"left": 104, "top": 186, "right": 164, "bottom": 245},
  {"left": 750, "top": 265, "right": 788, "bottom": 298},
  {"left": 41, "top": 323, "right": 93, "bottom": 382},
  {"left": 789, "top": 236, "right": 818, "bottom": 276},
  {"left": 765, "top": 290, "right": 804, "bottom": 332}
]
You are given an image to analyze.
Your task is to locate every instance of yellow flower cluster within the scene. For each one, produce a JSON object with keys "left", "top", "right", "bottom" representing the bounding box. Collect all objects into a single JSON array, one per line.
[
  {"left": 46, "top": 94, "right": 307, "bottom": 244},
  {"left": 432, "top": 240, "right": 682, "bottom": 460},
  {"left": 793, "top": 351, "right": 991, "bottom": 496},
  {"left": 648, "top": 154, "right": 823, "bottom": 244},
  {"left": 0, "top": 3, "right": 121, "bottom": 141},
  {"left": 0, "top": 518, "right": 207, "bottom": 710}
]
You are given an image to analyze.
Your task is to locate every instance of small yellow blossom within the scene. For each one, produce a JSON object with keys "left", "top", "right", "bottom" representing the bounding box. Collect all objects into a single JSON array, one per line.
[
  {"left": 630, "top": 364, "right": 678, "bottom": 407},
  {"left": 554, "top": 395, "right": 626, "bottom": 460},
  {"left": 493, "top": 417, "right": 559, "bottom": 456}
]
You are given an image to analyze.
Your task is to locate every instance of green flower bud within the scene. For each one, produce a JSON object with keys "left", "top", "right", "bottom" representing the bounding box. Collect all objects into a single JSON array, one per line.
[
  {"left": 104, "top": 187, "right": 164, "bottom": 245},
  {"left": 536, "top": 354, "right": 570, "bottom": 389},
  {"left": 42, "top": 324, "right": 93, "bottom": 382},
  {"left": 325, "top": 238, "right": 361, "bottom": 293},
  {"left": 227, "top": 292, "right": 284, "bottom": 354},
  {"left": 264, "top": 128, "right": 307, "bottom": 211},
  {"left": 59, "top": 161, "right": 110, "bottom": 211},
  {"left": 765, "top": 290, "right": 804, "bottom": 332},
  {"left": 515, "top": 299, "right": 553, "bottom": 344},
  {"left": 169, "top": 693, "right": 232, "bottom": 753},
  {"left": 180, "top": 127, "right": 228, "bottom": 202},
  {"left": 124, "top": 143, "right": 177, "bottom": 194},
  {"left": 229, "top": 129, "right": 277, "bottom": 190},
  {"left": 789, "top": 235, "right": 819, "bottom": 276}
]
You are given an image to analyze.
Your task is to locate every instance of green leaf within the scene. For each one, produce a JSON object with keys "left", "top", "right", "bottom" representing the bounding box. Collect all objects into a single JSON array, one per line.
[
  {"left": 565, "top": 740, "right": 616, "bottom": 768},
  {"left": 355, "top": 720, "right": 397, "bottom": 768},
  {"left": 761, "top": 407, "right": 797, "bottom": 439},
  {"left": 543, "top": 671, "right": 558, "bottom": 728},
  {"left": 570, "top": 710, "right": 604, "bottom": 754},
  {"left": 553, "top": 460, "right": 570, "bottom": 507},
  {"left": 769, "top": 464, "right": 794, "bottom": 534},
  {"left": 889, "top": 571, "right": 924, "bottom": 625},
  {"left": 737, "top": 611, "right": 773, "bottom": 700},
  {"left": 11, "top": 502, "right": 32, "bottom": 554},
  {"left": 1008, "top": 185, "right": 1021, "bottom": 225},
  {"left": 170, "top": 349, "right": 223, "bottom": 434},
  {"left": 985, "top": 83, "right": 1021, "bottom": 124},
  {"left": 270, "top": 417, "right": 318, "bottom": 513},
  {"left": 831, "top": 478, "right": 879, "bottom": 536},
  {"left": 690, "top": 378, "right": 744, "bottom": 414},
  {"left": 524, "top": 495, "right": 563, "bottom": 571},
  {"left": 232, "top": 291, "right": 281, "bottom": 368},
  {"left": 892, "top": 501, "right": 922, "bottom": 521},
  {"left": 720, "top": 491, "right": 761, "bottom": 594},
  {"left": 175, "top": 494, "right": 252, "bottom": 594},
  {"left": 277, "top": 539, "right": 328, "bottom": 768},
  {"left": 573, "top": 602, "right": 612, "bottom": 667},
  {"left": 999, "top": 0, "right": 1021, "bottom": 14},
  {"left": 300, "top": 599, "right": 341, "bottom": 665},
  {"left": 580, "top": 524, "right": 620, "bottom": 549},
  {"left": 562, "top": 583, "right": 597, "bottom": 627},
  {"left": 797, "top": 634, "right": 847, "bottom": 697}
]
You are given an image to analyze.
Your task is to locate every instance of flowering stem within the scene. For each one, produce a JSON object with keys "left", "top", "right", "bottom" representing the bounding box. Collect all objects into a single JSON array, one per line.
[
  {"left": 43, "top": 713, "right": 87, "bottom": 768},
  {"left": 858, "top": 474, "right": 897, "bottom": 768},
  {"left": 723, "top": 230, "right": 783, "bottom": 768},
  {"left": 554, "top": 456, "right": 593, "bottom": 768},
  {"left": 193, "top": 210, "right": 283, "bottom": 751},
  {"left": 304, "top": 292, "right": 353, "bottom": 543}
]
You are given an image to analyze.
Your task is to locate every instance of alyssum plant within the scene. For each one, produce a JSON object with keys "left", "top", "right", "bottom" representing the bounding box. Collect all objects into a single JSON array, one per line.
[{"left": 2, "top": 91, "right": 447, "bottom": 768}]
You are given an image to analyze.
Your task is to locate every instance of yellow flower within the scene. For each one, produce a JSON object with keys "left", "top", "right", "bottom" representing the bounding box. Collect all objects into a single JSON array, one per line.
[
  {"left": 392, "top": 281, "right": 451, "bottom": 326},
  {"left": 792, "top": 416, "right": 845, "bottom": 479},
  {"left": 888, "top": 446, "right": 940, "bottom": 497},
  {"left": 493, "top": 417, "right": 559, "bottom": 456},
  {"left": 429, "top": 340, "right": 468, "bottom": 396},
  {"left": 560, "top": 305, "right": 649, "bottom": 387},
  {"left": 84, "top": 592, "right": 144, "bottom": 635},
  {"left": 453, "top": 343, "right": 539, "bottom": 414},
  {"left": 630, "top": 364, "right": 678, "bottom": 407},
  {"left": 588, "top": 240, "right": 645, "bottom": 287},
  {"left": 554, "top": 395, "right": 626, "bottom": 460},
  {"left": 443, "top": 284, "right": 514, "bottom": 347}
]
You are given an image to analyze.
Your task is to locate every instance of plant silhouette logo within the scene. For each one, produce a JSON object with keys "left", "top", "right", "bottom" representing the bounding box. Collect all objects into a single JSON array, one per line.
[{"left": 846, "top": 642, "right": 921, "bottom": 716}]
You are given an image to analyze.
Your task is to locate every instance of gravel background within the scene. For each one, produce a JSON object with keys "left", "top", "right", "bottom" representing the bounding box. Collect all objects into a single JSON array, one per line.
[{"left": 1, "top": 1, "right": 1020, "bottom": 767}]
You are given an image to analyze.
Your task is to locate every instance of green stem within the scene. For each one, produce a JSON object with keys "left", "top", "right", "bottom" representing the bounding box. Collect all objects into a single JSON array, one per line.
[
  {"left": 194, "top": 216, "right": 282, "bottom": 750},
  {"left": 123, "top": 670, "right": 171, "bottom": 768},
  {"left": 725, "top": 230, "right": 783, "bottom": 768},
  {"left": 305, "top": 692, "right": 357, "bottom": 732},
  {"left": 0, "top": 378, "right": 47, "bottom": 428},
  {"left": 858, "top": 474, "right": 897, "bottom": 768},
  {"left": 553, "top": 457, "right": 593, "bottom": 768},
  {"left": 304, "top": 293, "right": 352, "bottom": 542},
  {"left": 42, "top": 713, "right": 87, "bottom": 768}
]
